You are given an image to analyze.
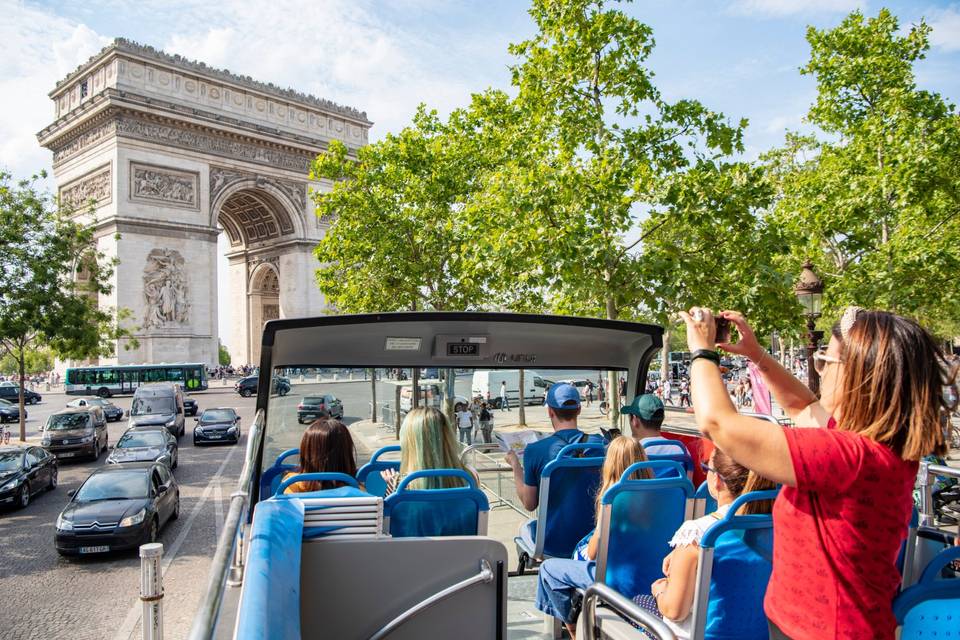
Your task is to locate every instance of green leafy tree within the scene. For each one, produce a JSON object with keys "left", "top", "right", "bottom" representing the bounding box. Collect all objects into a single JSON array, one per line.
[
  {"left": 0, "top": 172, "right": 136, "bottom": 441},
  {"left": 0, "top": 348, "right": 53, "bottom": 376},
  {"left": 766, "top": 9, "right": 960, "bottom": 335},
  {"left": 218, "top": 340, "right": 231, "bottom": 366}
]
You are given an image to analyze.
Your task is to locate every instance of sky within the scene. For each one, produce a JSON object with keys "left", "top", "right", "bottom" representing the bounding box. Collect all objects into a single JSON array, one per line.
[{"left": 2, "top": 0, "right": 959, "bottom": 350}]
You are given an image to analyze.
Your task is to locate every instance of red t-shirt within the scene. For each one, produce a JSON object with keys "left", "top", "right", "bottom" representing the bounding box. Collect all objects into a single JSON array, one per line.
[
  {"left": 764, "top": 427, "right": 917, "bottom": 639},
  {"left": 662, "top": 432, "right": 709, "bottom": 486}
]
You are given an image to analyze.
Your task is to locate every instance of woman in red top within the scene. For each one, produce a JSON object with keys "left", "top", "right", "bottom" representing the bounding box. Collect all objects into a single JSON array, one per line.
[{"left": 681, "top": 306, "right": 952, "bottom": 640}]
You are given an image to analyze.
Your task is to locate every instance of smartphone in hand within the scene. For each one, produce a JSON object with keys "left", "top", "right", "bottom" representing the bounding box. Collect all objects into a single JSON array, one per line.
[{"left": 715, "top": 317, "right": 731, "bottom": 344}]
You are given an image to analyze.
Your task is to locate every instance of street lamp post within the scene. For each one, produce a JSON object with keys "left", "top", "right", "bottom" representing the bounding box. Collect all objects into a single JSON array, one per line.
[{"left": 794, "top": 260, "right": 824, "bottom": 395}]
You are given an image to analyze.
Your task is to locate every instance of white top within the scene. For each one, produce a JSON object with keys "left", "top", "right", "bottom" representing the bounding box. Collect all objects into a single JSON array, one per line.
[
  {"left": 455, "top": 411, "right": 473, "bottom": 429},
  {"left": 662, "top": 504, "right": 730, "bottom": 639}
]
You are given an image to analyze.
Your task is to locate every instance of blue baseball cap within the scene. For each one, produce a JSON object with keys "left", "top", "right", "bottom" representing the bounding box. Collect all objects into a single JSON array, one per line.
[{"left": 545, "top": 383, "right": 581, "bottom": 410}]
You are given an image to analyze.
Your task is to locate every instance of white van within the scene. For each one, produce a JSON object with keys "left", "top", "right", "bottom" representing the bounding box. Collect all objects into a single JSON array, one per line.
[{"left": 471, "top": 370, "right": 548, "bottom": 408}]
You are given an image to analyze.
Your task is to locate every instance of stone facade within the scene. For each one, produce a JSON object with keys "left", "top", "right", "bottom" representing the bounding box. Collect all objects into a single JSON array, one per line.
[{"left": 39, "top": 38, "right": 369, "bottom": 368}]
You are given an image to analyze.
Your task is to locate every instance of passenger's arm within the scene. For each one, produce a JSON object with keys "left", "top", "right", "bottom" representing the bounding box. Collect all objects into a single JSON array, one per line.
[
  {"left": 717, "top": 311, "right": 821, "bottom": 422},
  {"left": 653, "top": 545, "right": 699, "bottom": 622},
  {"left": 683, "top": 309, "right": 797, "bottom": 487},
  {"left": 505, "top": 450, "right": 538, "bottom": 511},
  {"left": 586, "top": 529, "right": 599, "bottom": 561}
]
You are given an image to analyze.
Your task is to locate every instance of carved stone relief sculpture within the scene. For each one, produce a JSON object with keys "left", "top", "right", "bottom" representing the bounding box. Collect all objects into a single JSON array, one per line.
[
  {"left": 143, "top": 249, "right": 190, "bottom": 329},
  {"left": 131, "top": 162, "right": 199, "bottom": 209},
  {"left": 59, "top": 165, "right": 112, "bottom": 211}
]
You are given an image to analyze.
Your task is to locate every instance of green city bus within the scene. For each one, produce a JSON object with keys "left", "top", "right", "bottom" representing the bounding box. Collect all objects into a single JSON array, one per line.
[{"left": 64, "top": 363, "right": 209, "bottom": 397}]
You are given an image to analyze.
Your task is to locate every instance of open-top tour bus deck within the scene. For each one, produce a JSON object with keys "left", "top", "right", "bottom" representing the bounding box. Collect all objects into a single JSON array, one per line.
[{"left": 187, "top": 312, "right": 960, "bottom": 640}]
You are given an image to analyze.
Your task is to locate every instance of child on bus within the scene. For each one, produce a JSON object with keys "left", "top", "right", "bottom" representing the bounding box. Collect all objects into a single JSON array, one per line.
[{"left": 283, "top": 419, "right": 358, "bottom": 493}]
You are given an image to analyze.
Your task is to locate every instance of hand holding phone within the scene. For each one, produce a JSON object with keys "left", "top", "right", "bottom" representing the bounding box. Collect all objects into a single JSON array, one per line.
[{"left": 715, "top": 317, "right": 731, "bottom": 344}]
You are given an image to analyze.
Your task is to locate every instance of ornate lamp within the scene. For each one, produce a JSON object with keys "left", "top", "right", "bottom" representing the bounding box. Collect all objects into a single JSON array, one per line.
[{"left": 794, "top": 260, "right": 825, "bottom": 394}]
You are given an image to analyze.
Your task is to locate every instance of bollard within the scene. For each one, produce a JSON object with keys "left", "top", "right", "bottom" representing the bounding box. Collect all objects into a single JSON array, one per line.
[{"left": 140, "top": 543, "right": 164, "bottom": 640}]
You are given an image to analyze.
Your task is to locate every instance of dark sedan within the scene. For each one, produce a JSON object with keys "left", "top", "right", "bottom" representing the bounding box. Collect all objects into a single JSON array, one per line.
[
  {"left": 297, "top": 394, "right": 344, "bottom": 423},
  {"left": 183, "top": 397, "right": 199, "bottom": 416},
  {"left": 0, "top": 446, "right": 57, "bottom": 509},
  {"left": 106, "top": 427, "right": 178, "bottom": 468},
  {"left": 234, "top": 376, "right": 290, "bottom": 398},
  {"left": 55, "top": 462, "right": 180, "bottom": 556},
  {"left": 0, "top": 385, "right": 41, "bottom": 404},
  {"left": 66, "top": 397, "right": 124, "bottom": 422},
  {"left": 193, "top": 408, "right": 240, "bottom": 445},
  {"left": 0, "top": 399, "right": 25, "bottom": 423}
]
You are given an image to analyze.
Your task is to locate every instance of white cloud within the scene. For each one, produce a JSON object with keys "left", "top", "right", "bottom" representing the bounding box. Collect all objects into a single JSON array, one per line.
[
  {"left": 728, "top": 0, "right": 864, "bottom": 17},
  {"left": 928, "top": 5, "right": 960, "bottom": 52},
  {"left": 0, "top": 1, "right": 110, "bottom": 181}
]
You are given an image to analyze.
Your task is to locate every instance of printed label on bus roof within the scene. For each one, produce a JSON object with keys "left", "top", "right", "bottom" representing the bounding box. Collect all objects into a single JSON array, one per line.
[{"left": 385, "top": 337, "right": 422, "bottom": 351}]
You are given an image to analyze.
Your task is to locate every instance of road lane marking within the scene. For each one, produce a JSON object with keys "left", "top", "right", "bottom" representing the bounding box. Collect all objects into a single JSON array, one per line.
[{"left": 112, "top": 443, "right": 242, "bottom": 640}]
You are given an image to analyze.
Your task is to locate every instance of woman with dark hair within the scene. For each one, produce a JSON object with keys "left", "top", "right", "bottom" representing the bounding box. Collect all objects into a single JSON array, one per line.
[
  {"left": 681, "top": 306, "right": 954, "bottom": 639},
  {"left": 283, "top": 418, "right": 358, "bottom": 493}
]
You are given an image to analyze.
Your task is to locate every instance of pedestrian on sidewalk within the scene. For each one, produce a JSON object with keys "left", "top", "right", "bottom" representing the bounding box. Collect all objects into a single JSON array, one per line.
[
  {"left": 455, "top": 403, "right": 475, "bottom": 445},
  {"left": 500, "top": 380, "right": 510, "bottom": 412},
  {"left": 478, "top": 403, "right": 494, "bottom": 444}
]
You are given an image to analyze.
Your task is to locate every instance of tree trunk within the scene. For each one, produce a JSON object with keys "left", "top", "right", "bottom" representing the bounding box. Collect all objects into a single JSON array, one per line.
[
  {"left": 443, "top": 369, "right": 456, "bottom": 425},
  {"left": 518, "top": 369, "right": 526, "bottom": 426},
  {"left": 660, "top": 327, "right": 671, "bottom": 388},
  {"left": 370, "top": 369, "right": 378, "bottom": 423},
  {"left": 412, "top": 367, "right": 420, "bottom": 409},
  {"left": 605, "top": 295, "right": 620, "bottom": 426},
  {"left": 17, "top": 346, "right": 26, "bottom": 442}
]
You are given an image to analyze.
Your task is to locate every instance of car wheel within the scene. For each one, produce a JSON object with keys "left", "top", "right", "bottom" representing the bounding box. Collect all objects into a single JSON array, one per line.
[
  {"left": 297, "top": 417, "right": 303, "bottom": 424},
  {"left": 148, "top": 517, "right": 159, "bottom": 543},
  {"left": 91, "top": 440, "right": 100, "bottom": 461},
  {"left": 172, "top": 452, "right": 178, "bottom": 469},
  {"left": 192, "top": 438, "right": 198, "bottom": 447},
  {"left": 48, "top": 469, "right": 58, "bottom": 490},
  {"left": 17, "top": 484, "right": 29, "bottom": 509},
  {"left": 240, "top": 389, "right": 252, "bottom": 398},
  {"left": 171, "top": 493, "right": 180, "bottom": 520}
]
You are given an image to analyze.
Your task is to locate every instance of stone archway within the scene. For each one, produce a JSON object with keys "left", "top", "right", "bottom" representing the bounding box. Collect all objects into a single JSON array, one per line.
[{"left": 38, "top": 38, "right": 371, "bottom": 368}]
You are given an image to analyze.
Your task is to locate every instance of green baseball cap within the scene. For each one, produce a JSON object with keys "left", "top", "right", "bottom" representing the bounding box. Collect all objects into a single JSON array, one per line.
[{"left": 621, "top": 394, "right": 664, "bottom": 420}]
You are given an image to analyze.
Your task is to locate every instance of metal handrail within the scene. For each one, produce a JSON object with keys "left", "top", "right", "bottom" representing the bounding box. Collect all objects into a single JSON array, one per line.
[
  {"left": 917, "top": 461, "right": 960, "bottom": 528},
  {"left": 187, "top": 408, "right": 265, "bottom": 640},
  {"left": 367, "top": 559, "right": 495, "bottom": 640},
  {"left": 581, "top": 583, "right": 676, "bottom": 640}
]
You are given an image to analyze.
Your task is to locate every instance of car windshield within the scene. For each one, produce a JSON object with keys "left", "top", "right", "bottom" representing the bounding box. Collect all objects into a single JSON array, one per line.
[
  {"left": 46, "top": 413, "right": 89, "bottom": 430},
  {"left": 117, "top": 431, "right": 166, "bottom": 448},
  {"left": 201, "top": 410, "right": 235, "bottom": 422},
  {"left": 75, "top": 471, "right": 150, "bottom": 501},
  {"left": 0, "top": 451, "right": 23, "bottom": 472},
  {"left": 131, "top": 397, "right": 175, "bottom": 415}
]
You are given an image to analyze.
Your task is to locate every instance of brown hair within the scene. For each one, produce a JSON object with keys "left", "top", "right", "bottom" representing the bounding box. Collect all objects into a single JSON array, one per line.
[
  {"left": 712, "top": 448, "right": 777, "bottom": 515},
  {"left": 295, "top": 419, "right": 358, "bottom": 491},
  {"left": 595, "top": 436, "right": 653, "bottom": 522},
  {"left": 551, "top": 407, "right": 580, "bottom": 422},
  {"left": 836, "top": 311, "right": 952, "bottom": 460}
]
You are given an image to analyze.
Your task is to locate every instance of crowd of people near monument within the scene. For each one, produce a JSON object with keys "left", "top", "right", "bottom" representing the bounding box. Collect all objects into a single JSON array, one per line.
[{"left": 275, "top": 303, "right": 957, "bottom": 640}]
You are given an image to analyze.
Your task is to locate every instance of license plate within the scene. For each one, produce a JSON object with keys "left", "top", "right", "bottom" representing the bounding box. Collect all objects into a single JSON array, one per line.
[
  {"left": 58, "top": 452, "right": 76, "bottom": 458},
  {"left": 208, "top": 434, "right": 221, "bottom": 439},
  {"left": 79, "top": 546, "right": 109, "bottom": 554}
]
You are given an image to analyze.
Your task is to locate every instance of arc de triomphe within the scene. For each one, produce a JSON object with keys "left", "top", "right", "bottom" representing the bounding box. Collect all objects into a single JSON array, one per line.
[{"left": 38, "top": 39, "right": 371, "bottom": 367}]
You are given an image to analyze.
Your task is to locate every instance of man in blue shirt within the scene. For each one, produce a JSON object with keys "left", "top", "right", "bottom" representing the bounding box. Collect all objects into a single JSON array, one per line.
[{"left": 506, "top": 382, "right": 600, "bottom": 550}]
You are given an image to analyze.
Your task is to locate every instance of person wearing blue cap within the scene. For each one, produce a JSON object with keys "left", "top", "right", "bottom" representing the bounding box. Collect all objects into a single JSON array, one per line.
[{"left": 505, "top": 382, "right": 603, "bottom": 550}]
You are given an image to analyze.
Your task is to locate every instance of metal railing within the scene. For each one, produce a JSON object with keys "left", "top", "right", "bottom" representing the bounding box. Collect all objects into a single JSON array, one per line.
[
  {"left": 187, "top": 408, "right": 265, "bottom": 640},
  {"left": 581, "top": 583, "right": 676, "bottom": 640},
  {"left": 459, "top": 443, "right": 528, "bottom": 516}
]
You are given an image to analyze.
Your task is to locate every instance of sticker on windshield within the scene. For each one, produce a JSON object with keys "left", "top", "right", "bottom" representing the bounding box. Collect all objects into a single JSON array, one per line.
[{"left": 385, "top": 337, "right": 422, "bottom": 351}]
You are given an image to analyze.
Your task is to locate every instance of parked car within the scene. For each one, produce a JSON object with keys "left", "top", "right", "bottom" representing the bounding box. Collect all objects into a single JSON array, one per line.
[
  {"left": 0, "top": 398, "right": 25, "bottom": 423},
  {"left": 54, "top": 462, "right": 180, "bottom": 556},
  {"left": 183, "top": 397, "right": 199, "bottom": 417},
  {"left": 107, "top": 427, "right": 178, "bottom": 468},
  {"left": 234, "top": 376, "right": 290, "bottom": 398},
  {"left": 41, "top": 408, "right": 108, "bottom": 461},
  {"left": 297, "top": 395, "right": 344, "bottom": 423},
  {"left": 129, "top": 384, "right": 185, "bottom": 438},
  {"left": 0, "top": 385, "right": 41, "bottom": 404},
  {"left": 193, "top": 408, "right": 241, "bottom": 445},
  {"left": 0, "top": 445, "right": 57, "bottom": 509},
  {"left": 66, "top": 397, "right": 124, "bottom": 422}
]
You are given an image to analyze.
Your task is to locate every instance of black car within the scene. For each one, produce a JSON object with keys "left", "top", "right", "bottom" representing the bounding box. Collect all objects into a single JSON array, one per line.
[
  {"left": 107, "top": 427, "right": 179, "bottom": 468},
  {"left": 234, "top": 376, "right": 290, "bottom": 398},
  {"left": 193, "top": 408, "right": 241, "bottom": 445},
  {"left": 55, "top": 462, "right": 180, "bottom": 556},
  {"left": 297, "top": 394, "right": 344, "bottom": 423},
  {"left": 183, "top": 397, "right": 199, "bottom": 417},
  {"left": 0, "top": 385, "right": 41, "bottom": 404},
  {"left": 0, "top": 398, "right": 25, "bottom": 423},
  {"left": 66, "top": 397, "right": 124, "bottom": 421},
  {"left": 41, "top": 408, "right": 109, "bottom": 461},
  {"left": 0, "top": 446, "right": 57, "bottom": 509}
]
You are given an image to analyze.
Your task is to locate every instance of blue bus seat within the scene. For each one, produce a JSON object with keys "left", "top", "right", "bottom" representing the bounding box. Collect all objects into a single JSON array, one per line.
[
  {"left": 515, "top": 446, "right": 605, "bottom": 573},
  {"left": 689, "top": 489, "right": 779, "bottom": 640},
  {"left": 595, "top": 460, "right": 694, "bottom": 599},
  {"left": 693, "top": 480, "right": 719, "bottom": 519},
  {"left": 236, "top": 498, "right": 305, "bottom": 640},
  {"left": 273, "top": 475, "right": 383, "bottom": 540},
  {"left": 356, "top": 445, "right": 401, "bottom": 497},
  {"left": 894, "top": 546, "right": 960, "bottom": 638},
  {"left": 642, "top": 438, "right": 693, "bottom": 477},
  {"left": 383, "top": 468, "right": 489, "bottom": 537},
  {"left": 275, "top": 472, "right": 360, "bottom": 495},
  {"left": 259, "top": 448, "right": 299, "bottom": 501}
]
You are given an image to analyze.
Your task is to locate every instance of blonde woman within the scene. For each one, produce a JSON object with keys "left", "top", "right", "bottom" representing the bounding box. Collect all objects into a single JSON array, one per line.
[
  {"left": 536, "top": 436, "right": 652, "bottom": 637},
  {"left": 381, "top": 406, "right": 475, "bottom": 494}
]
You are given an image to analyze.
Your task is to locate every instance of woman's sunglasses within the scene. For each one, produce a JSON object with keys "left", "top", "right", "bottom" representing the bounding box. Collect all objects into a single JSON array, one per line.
[
  {"left": 701, "top": 462, "right": 726, "bottom": 481},
  {"left": 812, "top": 351, "right": 843, "bottom": 375}
]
